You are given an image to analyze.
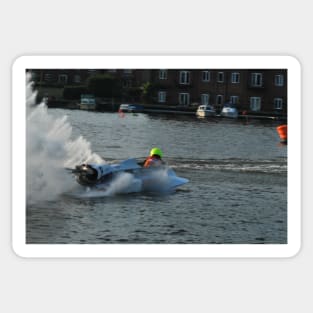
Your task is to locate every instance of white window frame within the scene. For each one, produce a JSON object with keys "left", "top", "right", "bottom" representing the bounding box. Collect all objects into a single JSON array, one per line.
[
  {"left": 250, "top": 97, "right": 262, "bottom": 111},
  {"left": 201, "top": 94, "right": 210, "bottom": 105},
  {"left": 179, "top": 71, "right": 190, "bottom": 84},
  {"left": 159, "top": 70, "right": 168, "bottom": 80},
  {"left": 158, "top": 91, "right": 167, "bottom": 103},
  {"left": 179, "top": 93, "right": 190, "bottom": 106},
  {"left": 216, "top": 94, "right": 224, "bottom": 105},
  {"left": 275, "top": 74, "right": 284, "bottom": 86},
  {"left": 251, "top": 73, "right": 263, "bottom": 87},
  {"left": 202, "top": 71, "right": 211, "bottom": 82},
  {"left": 231, "top": 72, "right": 240, "bottom": 83},
  {"left": 230, "top": 96, "right": 239, "bottom": 105},
  {"left": 58, "top": 74, "right": 68, "bottom": 84},
  {"left": 274, "top": 97, "right": 283, "bottom": 110},
  {"left": 217, "top": 72, "right": 224, "bottom": 83}
]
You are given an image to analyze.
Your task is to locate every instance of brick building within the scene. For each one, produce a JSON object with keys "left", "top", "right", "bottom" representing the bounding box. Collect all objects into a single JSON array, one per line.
[
  {"left": 150, "top": 69, "right": 287, "bottom": 114},
  {"left": 29, "top": 69, "right": 287, "bottom": 114}
]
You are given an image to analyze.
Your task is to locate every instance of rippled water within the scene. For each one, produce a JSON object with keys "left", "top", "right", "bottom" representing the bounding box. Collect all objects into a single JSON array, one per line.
[{"left": 27, "top": 110, "right": 287, "bottom": 244}]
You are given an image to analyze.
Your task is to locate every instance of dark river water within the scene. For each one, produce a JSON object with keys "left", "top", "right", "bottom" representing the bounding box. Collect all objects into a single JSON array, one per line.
[{"left": 26, "top": 110, "right": 287, "bottom": 244}]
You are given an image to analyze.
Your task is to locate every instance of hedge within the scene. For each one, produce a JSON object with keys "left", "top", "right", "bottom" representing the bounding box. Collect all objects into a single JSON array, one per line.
[{"left": 63, "top": 86, "right": 88, "bottom": 100}]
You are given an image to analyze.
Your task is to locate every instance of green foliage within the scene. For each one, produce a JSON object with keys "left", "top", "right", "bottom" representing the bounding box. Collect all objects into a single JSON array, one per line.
[
  {"left": 141, "top": 82, "right": 161, "bottom": 103},
  {"left": 63, "top": 86, "right": 88, "bottom": 100},
  {"left": 86, "top": 74, "right": 122, "bottom": 98}
]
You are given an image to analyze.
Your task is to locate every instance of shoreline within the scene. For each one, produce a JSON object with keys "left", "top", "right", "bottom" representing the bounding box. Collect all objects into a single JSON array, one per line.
[{"left": 46, "top": 100, "right": 287, "bottom": 121}]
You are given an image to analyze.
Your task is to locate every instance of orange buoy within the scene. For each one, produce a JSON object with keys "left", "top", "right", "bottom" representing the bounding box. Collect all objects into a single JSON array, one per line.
[{"left": 277, "top": 124, "right": 287, "bottom": 143}]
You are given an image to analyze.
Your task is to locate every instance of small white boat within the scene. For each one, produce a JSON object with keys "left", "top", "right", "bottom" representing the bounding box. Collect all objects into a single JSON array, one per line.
[
  {"left": 196, "top": 104, "right": 216, "bottom": 117},
  {"left": 119, "top": 104, "right": 144, "bottom": 113},
  {"left": 221, "top": 104, "right": 238, "bottom": 118},
  {"left": 79, "top": 94, "right": 97, "bottom": 110}
]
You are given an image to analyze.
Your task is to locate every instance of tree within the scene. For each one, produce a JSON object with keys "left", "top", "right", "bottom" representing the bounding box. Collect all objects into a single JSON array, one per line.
[
  {"left": 141, "top": 82, "right": 159, "bottom": 104},
  {"left": 63, "top": 86, "right": 88, "bottom": 99}
]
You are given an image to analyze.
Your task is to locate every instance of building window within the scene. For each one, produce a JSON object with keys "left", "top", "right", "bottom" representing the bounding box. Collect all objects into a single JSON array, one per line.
[
  {"left": 58, "top": 74, "right": 68, "bottom": 84},
  {"left": 122, "top": 80, "right": 132, "bottom": 88},
  {"left": 217, "top": 72, "right": 224, "bottom": 83},
  {"left": 73, "top": 75, "right": 81, "bottom": 83},
  {"left": 250, "top": 97, "right": 262, "bottom": 111},
  {"left": 108, "top": 69, "right": 117, "bottom": 73},
  {"left": 44, "top": 73, "right": 55, "bottom": 82},
  {"left": 231, "top": 72, "right": 240, "bottom": 83},
  {"left": 158, "top": 91, "right": 167, "bottom": 103},
  {"left": 216, "top": 95, "right": 223, "bottom": 105},
  {"left": 179, "top": 93, "right": 190, "bottom": 106},
  {"left": 274, "top": 98, "right": 283, "bottom": 110},
  {"left": 275, "top": 74, "right": 284, "bottom": 86},
  {"left": 230, "top": 96, "right": 239, "bottom": 105},
  {"left": 250, "top": 73, "right": 263, "bottom": 87},
  {"left": 159, "top": 70, "right": 168, "bottom": 80},
  {"left": 202, "top": 71, "right": 211, "bottom": 82},
  {"left": 124, "top": 69, "right": 132, "bottom": 74},
  {"left": 201, "top": 94, "right": 210, "bottom": 105},
  {"left": 179, "top": 71, "right": 190, "bottom": 84}
]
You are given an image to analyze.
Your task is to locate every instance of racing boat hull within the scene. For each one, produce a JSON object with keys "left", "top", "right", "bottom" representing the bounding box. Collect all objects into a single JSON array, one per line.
[{"left": 72, "top": 159, "right": 189, "bottom": 194}]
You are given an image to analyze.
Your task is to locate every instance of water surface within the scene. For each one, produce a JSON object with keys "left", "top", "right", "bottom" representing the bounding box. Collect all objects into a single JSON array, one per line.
[{"left": 27, "top": 111, "right": 287, "bottom": 244}]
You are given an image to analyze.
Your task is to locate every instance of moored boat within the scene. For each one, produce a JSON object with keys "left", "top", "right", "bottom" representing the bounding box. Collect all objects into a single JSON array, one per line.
[
  {"left": 221, "top": 104, "right": 238, "bottom": 118},
  {"left": 196, "top": 104, "right": 216, "bottom": 117},
  {"left": 79, "top": 94, "right": 97, "bottom": 110},
  {"left": 119, "top": 104, "right": 144, "bottom": 113}
]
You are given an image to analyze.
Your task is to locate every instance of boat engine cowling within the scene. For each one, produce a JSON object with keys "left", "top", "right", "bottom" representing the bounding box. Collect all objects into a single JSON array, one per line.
[{"left": 74, "top": 163, "right": 112, "bottom": 186}]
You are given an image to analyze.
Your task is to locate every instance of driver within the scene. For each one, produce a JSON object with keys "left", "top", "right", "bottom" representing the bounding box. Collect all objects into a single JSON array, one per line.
[{"left": 143, "top": 147, "right": 164, "bottom": 168}]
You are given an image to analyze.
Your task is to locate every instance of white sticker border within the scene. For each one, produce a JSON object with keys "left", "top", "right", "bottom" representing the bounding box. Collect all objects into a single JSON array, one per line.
[{"left": 12, "top": 55, "right": 301, "bottom": 258}]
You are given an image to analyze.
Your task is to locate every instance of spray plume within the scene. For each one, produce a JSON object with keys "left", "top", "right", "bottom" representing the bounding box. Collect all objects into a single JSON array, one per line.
[{"left": 26, "top": 73, "right": 103, "bottom": 203}]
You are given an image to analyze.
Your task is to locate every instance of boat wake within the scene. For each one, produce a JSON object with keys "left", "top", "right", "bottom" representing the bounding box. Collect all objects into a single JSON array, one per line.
[
  {"left": 69, "top": 172, "right": 143, "bottom": 199},
  {"left": 105, "top": 156, "right": 287, "bottom": 175},
  {"left": 167, "top": 158, "right": 287, "bottom": 174}
]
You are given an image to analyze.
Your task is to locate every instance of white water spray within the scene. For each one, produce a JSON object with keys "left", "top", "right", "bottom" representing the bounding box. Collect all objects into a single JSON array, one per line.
[
  {"left": 26, "top": 74, "right": 185, "bottom": 201},
  {"left": 26, "top": 73, "right": 103, "bottom": 203}
]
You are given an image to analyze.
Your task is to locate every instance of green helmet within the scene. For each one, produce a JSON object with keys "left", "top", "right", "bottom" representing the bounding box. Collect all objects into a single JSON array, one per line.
[{"left": 150, "top": 147, "right": 163, "bottom": 158}]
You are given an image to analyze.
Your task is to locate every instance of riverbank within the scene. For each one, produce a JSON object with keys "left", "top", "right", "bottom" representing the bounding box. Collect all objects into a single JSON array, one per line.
[{"left": 45, "top": 99, "right": 287, "bottom": 121}]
